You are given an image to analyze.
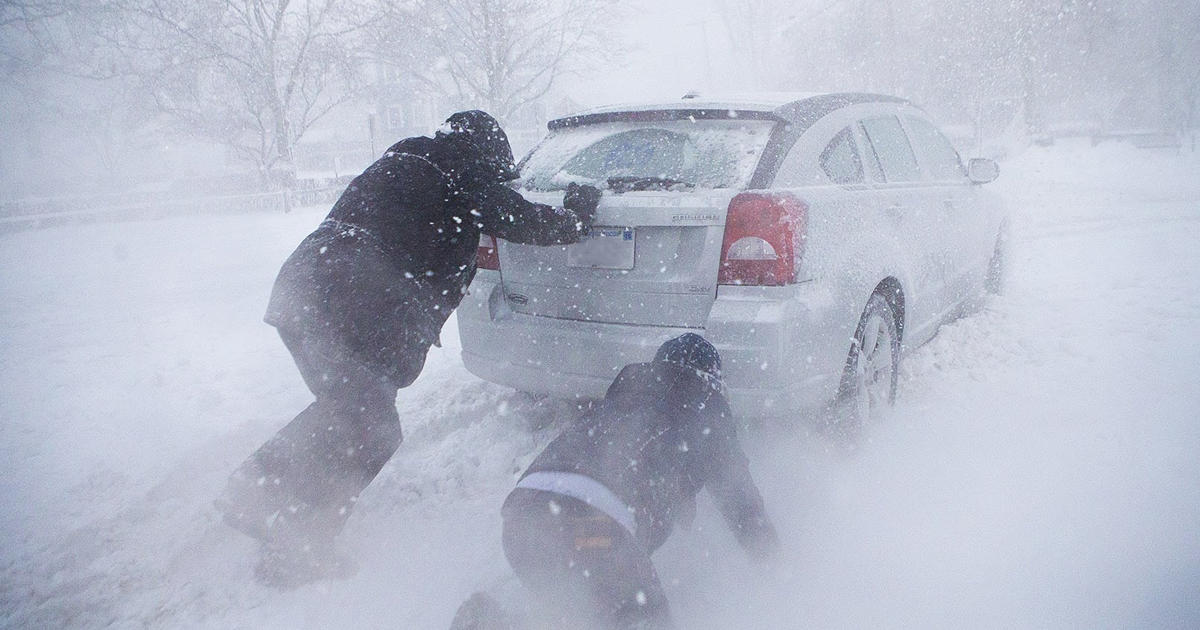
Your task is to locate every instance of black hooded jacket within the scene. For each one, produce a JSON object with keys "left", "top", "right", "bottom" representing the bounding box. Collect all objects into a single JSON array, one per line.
[
  {"left": 264, "top": 134, "right": 589, "bottom": 387},
  {"left": 518, "top": 361, "right": 778, "bottom": 557}
]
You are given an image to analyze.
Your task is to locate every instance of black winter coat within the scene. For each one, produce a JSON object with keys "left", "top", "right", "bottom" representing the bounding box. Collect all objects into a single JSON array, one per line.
[
  {"left": 264, "top": 135, "right": 588, "bottom": 387},
  {"left": 519, "top": 361, "right": 778, "bottom": 556}
]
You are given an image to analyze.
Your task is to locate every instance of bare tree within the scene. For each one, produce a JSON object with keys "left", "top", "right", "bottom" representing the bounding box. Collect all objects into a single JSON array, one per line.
[
  {"left": 373, "top": 0, "right": 621, "bottom": 123},
  {"left": 760, "top": 0, "right": 1200, "bottom": 141},
  {"left": 1149, "top": 0, "right": 1200, "bottom": 135},
  {"left": 113, "top": 0, "right": 374, "bottom": 186},
  {"left": 710, "top": 0, "right": 798, "bottom": 90},
  {"left": 1, "top": 2, "right": 163, "bottom": 192}
]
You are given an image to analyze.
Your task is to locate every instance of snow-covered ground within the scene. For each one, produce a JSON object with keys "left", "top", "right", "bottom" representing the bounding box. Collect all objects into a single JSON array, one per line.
[{"left": 2, "top": 141, "right": 1198, "bottom": 629}]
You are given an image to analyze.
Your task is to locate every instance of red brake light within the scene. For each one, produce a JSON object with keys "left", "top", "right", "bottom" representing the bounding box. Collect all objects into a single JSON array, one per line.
[
  {"left": 718, "top": 192, "right": 806, "bottom": 286},
  {"left": 477, "top": 234, "right": 500, "bottom": 270}
]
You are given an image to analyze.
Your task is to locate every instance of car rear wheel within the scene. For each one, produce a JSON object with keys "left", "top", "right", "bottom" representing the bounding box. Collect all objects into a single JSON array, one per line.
[
  {"left": 984, "top": 236, "right": 1005, "bottom": 295},
  {"left": 833, "top": 293, "right": 900, "bottom": 437}
]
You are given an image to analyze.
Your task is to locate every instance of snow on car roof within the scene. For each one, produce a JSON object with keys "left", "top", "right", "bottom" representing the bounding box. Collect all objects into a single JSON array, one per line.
[
  {"left": 549, "top": 92, "right": 909, "bottom": 130},
  {"left": 569, "top": 92, "right": 829, "bottom": 117}
]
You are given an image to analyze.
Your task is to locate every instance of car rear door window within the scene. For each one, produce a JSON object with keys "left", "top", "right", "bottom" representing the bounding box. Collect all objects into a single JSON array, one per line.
[
  {"left": 855, "top": 124, "right": 885, "bottom": 182},
  {"left": 820, "top": 128, "right": 864, "bottom": 185},
  {"left": 860, "top": 116, "right": 923, "bottom": 183},
  {"left": 903, "top": 116, "right": 966, "bottom": 181}
]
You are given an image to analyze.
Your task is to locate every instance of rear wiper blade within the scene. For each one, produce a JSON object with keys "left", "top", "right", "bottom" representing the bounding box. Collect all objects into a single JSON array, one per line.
[{"left": 606, "top": 176, "right": 695, "bottom": 193}]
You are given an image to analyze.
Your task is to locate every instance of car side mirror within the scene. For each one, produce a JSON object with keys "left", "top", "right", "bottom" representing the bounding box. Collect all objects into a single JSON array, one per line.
[{"left": 967, "top": 158, "right": 999, "bottom": 184}]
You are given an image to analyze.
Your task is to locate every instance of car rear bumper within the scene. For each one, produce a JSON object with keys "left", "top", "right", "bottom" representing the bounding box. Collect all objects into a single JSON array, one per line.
[{"left": 456, "top": 271, "right": 844, "bottom": 418}]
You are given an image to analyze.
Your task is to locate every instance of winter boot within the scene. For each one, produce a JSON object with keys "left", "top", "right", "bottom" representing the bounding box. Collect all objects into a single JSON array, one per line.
[
  {"left": 450, "top": 592, "right": 517, "bottom": 630},
  {"left": 252, "top": 503, "right": 357, "bottom": 589},
  {"left": 214, "top": 462, "right": 285, "bottom": 543}
]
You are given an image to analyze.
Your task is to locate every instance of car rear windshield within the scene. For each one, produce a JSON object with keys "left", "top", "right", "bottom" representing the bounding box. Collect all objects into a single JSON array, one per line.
[{"left": 518, "top": 118, "right": 776, "bottom": 192}]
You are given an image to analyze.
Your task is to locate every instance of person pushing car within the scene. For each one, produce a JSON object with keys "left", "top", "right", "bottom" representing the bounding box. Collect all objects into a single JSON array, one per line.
[
  {"left": 216, "top": 110, "right": 602, "bottom": 587},
  {"left": 457, "top": 333, "right": 778, "bottom": 629}
]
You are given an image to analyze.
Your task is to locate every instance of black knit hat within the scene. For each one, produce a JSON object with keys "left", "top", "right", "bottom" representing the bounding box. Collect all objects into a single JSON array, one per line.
[
  {"left": 653, "top": 333, "right": 722, "bottom": 378},
  {"left": 435, "top": 110, "right": 519, "bottom": 182}
]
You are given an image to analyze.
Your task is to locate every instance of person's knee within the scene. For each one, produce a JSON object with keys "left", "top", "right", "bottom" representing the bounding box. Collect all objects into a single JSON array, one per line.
[
  {"left": 503, "top": 514, "right": 574, "bottom": 594},
  {"left": 388, "top": 350, "right": 428, "bottom": 389},
  {"left": 502, "top": 518, "right": 542, "bottom": 584}
]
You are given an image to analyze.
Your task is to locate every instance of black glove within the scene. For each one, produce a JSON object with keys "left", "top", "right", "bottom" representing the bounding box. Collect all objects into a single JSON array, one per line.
[{"left": 563, "top": 182, "right": 601, "bottom": 231}]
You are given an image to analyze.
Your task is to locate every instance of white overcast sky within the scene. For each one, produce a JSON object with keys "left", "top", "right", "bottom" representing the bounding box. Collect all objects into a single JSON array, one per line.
[{"left": 562, "top": 0, "right": 735, "bottom": 107}]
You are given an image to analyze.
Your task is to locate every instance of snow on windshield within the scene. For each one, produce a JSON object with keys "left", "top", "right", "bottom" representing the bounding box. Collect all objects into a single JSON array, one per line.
[{"left": 519, "top": 119, "right": 774, "bottom": 191}]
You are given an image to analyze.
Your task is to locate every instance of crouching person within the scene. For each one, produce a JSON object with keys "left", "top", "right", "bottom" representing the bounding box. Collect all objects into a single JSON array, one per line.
[{"left": 499, "top": 334, "right": 779, "bottom": 629}]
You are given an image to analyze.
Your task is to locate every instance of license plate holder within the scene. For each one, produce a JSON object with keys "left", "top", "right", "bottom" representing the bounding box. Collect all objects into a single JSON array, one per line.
[{"left": 567, "top": 227, "right": 635, "bottom": 269}]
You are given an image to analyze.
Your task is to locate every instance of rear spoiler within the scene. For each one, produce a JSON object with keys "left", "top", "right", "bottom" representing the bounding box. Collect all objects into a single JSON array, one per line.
[{"left": 547, "top": 109, "right": 784, "bottom": 130}]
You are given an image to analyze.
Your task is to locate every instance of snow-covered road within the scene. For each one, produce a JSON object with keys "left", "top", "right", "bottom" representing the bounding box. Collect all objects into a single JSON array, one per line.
[{"left": 2, "top": 142, "right": 1198, "bottom": 629}]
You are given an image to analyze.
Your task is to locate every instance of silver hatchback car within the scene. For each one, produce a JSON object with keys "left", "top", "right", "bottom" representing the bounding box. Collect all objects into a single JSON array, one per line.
[{"left": 457, "top": 92, "right": 1005, "bottom": 420}]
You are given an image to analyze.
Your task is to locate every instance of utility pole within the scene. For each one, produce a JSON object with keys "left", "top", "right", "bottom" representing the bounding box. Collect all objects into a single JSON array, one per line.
[{"left": 368, "top": 113, "right": 377, "bottom": 157}]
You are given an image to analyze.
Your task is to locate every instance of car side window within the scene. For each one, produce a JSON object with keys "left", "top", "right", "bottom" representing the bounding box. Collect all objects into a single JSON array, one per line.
[
  {"left": 860, "top": 116, "right": 923, "bottom": 182},
  {"left": 819, "top": 128, "right": 863, "bottom": 185},
  {"left": 904, "top": 116, "right": 966, "bottom": 180}
]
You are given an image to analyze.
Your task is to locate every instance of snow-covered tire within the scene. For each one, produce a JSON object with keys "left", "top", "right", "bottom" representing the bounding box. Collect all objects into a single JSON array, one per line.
[
  {"left": 832, "top": 293, "right": 900, "bottom": 437},
  {"left": 984, "top": 234, "right": 1005, "bottom": 295}
]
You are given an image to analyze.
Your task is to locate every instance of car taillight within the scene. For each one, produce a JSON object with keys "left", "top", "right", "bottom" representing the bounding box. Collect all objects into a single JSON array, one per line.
[
  {"left": 477, "top": 234, "right": 500, "bottom": 270},
  {"left": 718, "top": 192, "right": 807, "bottom": 286}
]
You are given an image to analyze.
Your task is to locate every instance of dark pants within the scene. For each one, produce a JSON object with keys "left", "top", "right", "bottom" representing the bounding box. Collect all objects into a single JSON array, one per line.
[
  {"left": 224, "top": 328, "right": 410, "bottom": 541},
  {"left": 502, "top": 488, "right": 671, "bottom": 630}
]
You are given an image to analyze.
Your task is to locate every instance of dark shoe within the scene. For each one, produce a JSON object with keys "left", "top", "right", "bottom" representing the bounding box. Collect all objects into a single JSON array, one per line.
[
  {"left": 252, "top": 505, "right": 356, "bottom": 589},
  {"left": 450, "top": 592, "right": 516, "bottom": 630},
  {"left": 215, "top": 496, "right": 275, "bottom": 542},
  {"left": 215, "top": 467, "right": 282, "bottom": 542}
]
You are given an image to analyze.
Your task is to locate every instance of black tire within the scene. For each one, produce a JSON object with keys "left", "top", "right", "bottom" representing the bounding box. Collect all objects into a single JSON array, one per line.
[{"left": 832, "top": 293, "right": 901, "bottom": 437}]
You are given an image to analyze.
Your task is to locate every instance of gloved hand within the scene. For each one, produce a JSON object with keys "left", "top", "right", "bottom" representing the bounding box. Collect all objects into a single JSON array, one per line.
[{"left": 563, "top": 182, "right": 601, "bottom": 231}]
